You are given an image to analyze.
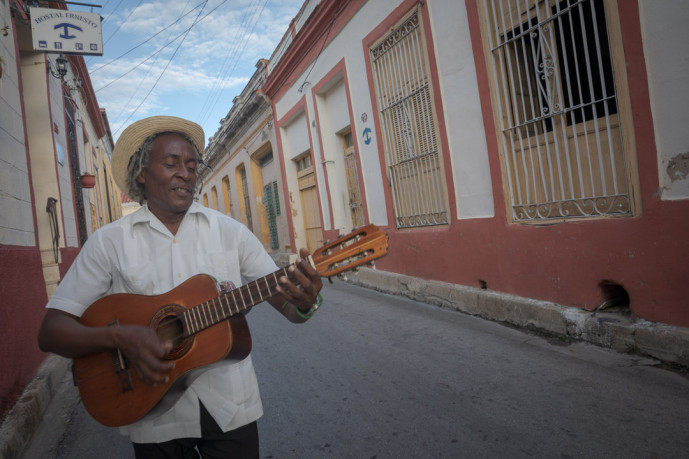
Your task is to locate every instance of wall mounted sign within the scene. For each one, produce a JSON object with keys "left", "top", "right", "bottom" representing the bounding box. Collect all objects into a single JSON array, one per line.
[
  {"left": 30, "top": 7, "right": 103, "bottom": 55},
  {"left": 363, "top": 127, "right": 372, "bottom": 145}
]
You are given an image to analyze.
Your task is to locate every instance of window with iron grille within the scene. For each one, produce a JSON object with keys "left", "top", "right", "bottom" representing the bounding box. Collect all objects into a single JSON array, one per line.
[
  {"left": 479, "top": 0, "right": 637, "bottom": 222},
  {"left": 263, "top": 181, "right": 280, "bottom": 250},
  {"left": 369, "top": 8, "right": 449, "bottom": 229}
]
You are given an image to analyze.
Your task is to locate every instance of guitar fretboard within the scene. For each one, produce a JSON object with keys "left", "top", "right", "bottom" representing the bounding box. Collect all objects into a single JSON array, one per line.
[{"left": 181, "top": 264, "right": 295, "bottom": 337}]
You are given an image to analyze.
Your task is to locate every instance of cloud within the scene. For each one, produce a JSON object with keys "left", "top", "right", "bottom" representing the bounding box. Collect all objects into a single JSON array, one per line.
[{"left": 89, "top": 0, "right": 302, "bottom": 138}]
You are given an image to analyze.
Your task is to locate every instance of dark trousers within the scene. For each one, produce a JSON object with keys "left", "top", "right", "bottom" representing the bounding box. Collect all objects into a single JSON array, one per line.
[{"left": 132, "top": 404, "right": 259, "bottom": 459}]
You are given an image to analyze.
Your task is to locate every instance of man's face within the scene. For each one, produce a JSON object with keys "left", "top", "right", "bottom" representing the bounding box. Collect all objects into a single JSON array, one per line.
[{"left": 136, "top": 133, "right": 199, "bottom": 220}]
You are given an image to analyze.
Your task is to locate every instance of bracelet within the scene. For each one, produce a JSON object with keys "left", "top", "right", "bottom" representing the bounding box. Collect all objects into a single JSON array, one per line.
[{"left": 294, "top": 293, "right": 323, "bottom": 320}]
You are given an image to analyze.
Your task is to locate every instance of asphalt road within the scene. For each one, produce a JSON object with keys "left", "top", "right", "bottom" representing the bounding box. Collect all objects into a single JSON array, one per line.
[{"left": 22, "top": 280, "right": 689, "bottom": 458}]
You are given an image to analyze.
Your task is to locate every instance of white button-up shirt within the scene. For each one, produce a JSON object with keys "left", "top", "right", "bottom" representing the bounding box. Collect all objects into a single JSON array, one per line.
[{"left": 47, "top": 202, "right": 278, "bottom": 443}]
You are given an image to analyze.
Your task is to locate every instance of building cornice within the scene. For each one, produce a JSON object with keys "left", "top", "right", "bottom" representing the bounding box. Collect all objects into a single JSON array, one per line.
[{"left": 263, "top": 0, "right": 361, "bottom": 100}]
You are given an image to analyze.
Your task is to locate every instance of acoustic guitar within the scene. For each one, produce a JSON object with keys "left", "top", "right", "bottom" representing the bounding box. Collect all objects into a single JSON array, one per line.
[{"left": 73, "top": 224, "right": 388, "bottom": 427}]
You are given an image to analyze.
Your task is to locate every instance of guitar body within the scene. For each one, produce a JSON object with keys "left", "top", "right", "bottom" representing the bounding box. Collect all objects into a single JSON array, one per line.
[{"left": 73, "top": 274, "right": 252, "bottom": 427}]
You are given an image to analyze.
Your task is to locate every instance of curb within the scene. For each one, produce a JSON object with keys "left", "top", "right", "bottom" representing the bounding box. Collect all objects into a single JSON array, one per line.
[
  {"left": 0, "top": 355, "right": 70, "bottom": 459},
  {"left": 345, "top": 268, "right": 689, "bottom": 367}
]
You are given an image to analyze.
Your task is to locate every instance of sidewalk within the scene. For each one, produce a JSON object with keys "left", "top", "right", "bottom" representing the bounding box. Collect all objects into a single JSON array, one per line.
[
  {"left": 346, "top": 268, "right": 689, "bottom": 367},
  {"left": 2, "top": 268, "right": 688, "bottom": 458}
]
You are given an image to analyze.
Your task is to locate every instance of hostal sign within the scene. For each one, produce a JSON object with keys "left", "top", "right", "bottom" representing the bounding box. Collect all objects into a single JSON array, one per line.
[{"left": 30, "top": 7, "right": 103, "bottom": 55}]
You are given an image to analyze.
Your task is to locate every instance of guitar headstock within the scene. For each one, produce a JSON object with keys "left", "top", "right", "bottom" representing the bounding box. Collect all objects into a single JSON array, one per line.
[{"left": 311, "top": 225, "right": 389, "bottom": 278}]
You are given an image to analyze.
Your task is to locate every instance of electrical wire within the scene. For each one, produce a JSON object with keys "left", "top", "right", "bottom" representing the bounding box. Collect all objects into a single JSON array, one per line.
[
  {"left": 196, "top": 0, "right": 269, "bottom": 125},
  {"left": 298, "top": 0, "right": 343, "bottom": 93},
  {"left": 93, "top": 1, "right": 227, "bottom": 93},
  {"left": 89, "top": 0, "right": 206, "bottom": 76},
  {"left": 112, "top": 1, "right": 210, "bottom": 135},
  {"left": 85, "top": 0, "right": 141, "bottom": 65},
  {"left": 109, "top": 0, "right": 190, "bottom": 122},
  {"left": 195, "top": 0, "right": 262, "bottom": 121}
]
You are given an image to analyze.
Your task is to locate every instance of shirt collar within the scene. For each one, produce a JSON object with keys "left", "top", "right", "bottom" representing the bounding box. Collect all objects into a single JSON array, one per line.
[{"left": 130, "top": 201, "right": 211, "bottom": 236}]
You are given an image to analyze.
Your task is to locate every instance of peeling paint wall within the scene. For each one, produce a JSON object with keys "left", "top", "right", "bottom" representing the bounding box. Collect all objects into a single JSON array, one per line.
[{"left": 640, "top": 0, "right": 689, "bottom": 200}]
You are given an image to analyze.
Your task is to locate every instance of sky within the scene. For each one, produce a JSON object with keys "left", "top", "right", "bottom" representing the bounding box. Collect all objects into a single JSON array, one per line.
[{"left": 69, "top": 0, "right": 304, "bottom": 143}]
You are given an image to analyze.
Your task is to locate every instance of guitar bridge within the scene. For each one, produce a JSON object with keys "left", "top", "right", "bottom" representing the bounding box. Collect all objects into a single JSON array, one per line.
[{"left": 109, "top": 319, "right": 134, "bottom": 393}]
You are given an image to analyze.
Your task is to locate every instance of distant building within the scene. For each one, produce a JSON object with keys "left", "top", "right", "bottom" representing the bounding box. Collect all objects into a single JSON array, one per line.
[{"left": 202, "top": 60, "right": 291, "bottom": 264}]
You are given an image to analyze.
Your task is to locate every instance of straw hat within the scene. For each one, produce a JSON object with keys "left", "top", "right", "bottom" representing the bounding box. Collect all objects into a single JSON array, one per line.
[{"left": 111, "top": 116, "right": 205, "bottom": 199}]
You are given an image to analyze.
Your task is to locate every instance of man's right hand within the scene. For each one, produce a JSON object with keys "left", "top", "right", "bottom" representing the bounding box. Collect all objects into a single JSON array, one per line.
[
  {"left": 39, "top": 309, "right": 174, "bottom": 386},
  {"left": 113, "top": 325, "right": 175, "bottom": 386}
]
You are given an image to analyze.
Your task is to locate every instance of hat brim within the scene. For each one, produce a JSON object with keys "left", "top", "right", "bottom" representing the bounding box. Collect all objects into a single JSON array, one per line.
[{"left": 111, "top": 116, "right": 205, "bottom": 200}]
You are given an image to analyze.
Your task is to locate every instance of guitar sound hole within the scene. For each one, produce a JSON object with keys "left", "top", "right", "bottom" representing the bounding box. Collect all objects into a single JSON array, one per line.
[
  {"left": 157, "top": 315, "right": 184, "bottom": 348},
  {"left": 150, "top": 304, "right": 194, "bottom": 360}
]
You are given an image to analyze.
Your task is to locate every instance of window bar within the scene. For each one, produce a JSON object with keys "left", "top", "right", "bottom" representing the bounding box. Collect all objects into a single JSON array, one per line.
[
  {"left": 575, "top": 1, "right": 608, "bottom": 197},
  {"left": 544, "top": 0, "right": 577, "bottom": 203},
  {"left": 490, "top": 0, "right": 522, "bottom": 218},
  {"left": 499, "top": 0, "right": 531, "bottom": 208},
  {"left": 375, "top": 47, "right": 406, "bottom": 226},
  {"left": 411, "top": 23, "right": 444, "bottom": 222},
  {"left": 388, "top": 40, "right": 417, "bottom": 225},
  {"left": 510, "top": 0, "right": 538, "bottom": 205},
  {"left": 407, "top": 25, "right": 436, "bottom": 222},
  {"left": 523, "top": 1, "right": 558, "bottom": 209},
  {"left": 532, "top": 5, "right": 566, "bottom": 205},
  {"left": 515, "top": 0, "right": 551, "bottom": 206},
  {"left": 542, "top": 3, "right": 574, "bottom": 204},
  {"left": 556, "top": 0, "right": 588, "bottom": 200},
  {"left": 404, "top": 31, "right": 432, "bottom": 226},
  {"left": 589, "top": 0, "right": 620, "bottom": 195}
]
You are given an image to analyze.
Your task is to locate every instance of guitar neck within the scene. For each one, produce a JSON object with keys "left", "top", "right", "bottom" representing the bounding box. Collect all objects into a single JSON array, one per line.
[
  {"left": 181, "top": 263, "right": 300, "bottom": 338},
  {"left": 180, "top": 224, "right": 389, "bottom": 338}
]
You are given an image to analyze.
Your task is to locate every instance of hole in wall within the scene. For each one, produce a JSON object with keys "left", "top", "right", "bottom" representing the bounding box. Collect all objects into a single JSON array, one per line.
[
  {"left": 478, "top": 279, "right": 488, "bottom": 290},
  {"left": 591, "top": 280, "right": 630, "bottom": 316}
]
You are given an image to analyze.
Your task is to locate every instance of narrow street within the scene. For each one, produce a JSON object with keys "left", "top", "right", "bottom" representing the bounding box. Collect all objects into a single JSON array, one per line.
[{"left": 23, "top": 280, "right": 689, "bottom": 458}]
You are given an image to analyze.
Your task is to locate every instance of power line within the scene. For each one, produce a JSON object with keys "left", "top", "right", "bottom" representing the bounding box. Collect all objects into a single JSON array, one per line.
[
  {"left": 89, "top": 0, "right": 206, "bottom": 76},
  {"left": 196, "top": 0, "right": 261, "bottom": 121},
  {"left": 110, "top": 0, "right": 190, "bottom": 122},
  {"left": 102, "top": 1, "right": 143, "bottom": 48},
  {"left": 85, "top": 0, "right": 141, "bottom": 66},
  {"left": 113, "top": 1, "right": 212, "bottom": 135},
  {"left": 94, "top": 1, "right": 227, "bottom": 93},
  {"left": 197, "top": 0, "right": 268, "bottom": 125}
]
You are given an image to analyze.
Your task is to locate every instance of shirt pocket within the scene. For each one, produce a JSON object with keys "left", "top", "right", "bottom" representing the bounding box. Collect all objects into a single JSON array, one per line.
[
  {"left": 197, "top": 250, "right": 241, "bottom": 287},
  {"left": 114, "top": 259, "right": 165, "bottom": 295}
]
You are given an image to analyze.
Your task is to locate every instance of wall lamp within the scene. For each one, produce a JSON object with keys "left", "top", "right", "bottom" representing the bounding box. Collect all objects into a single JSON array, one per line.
[
  {"left": 47, "top": 54, "right": 82, "bottom": 92},
  {"left": 48, "top": 54, "right": 68, "bottom": 80}
]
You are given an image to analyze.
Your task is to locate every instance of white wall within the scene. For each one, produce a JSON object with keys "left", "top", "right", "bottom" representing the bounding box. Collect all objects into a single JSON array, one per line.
[
  {"left": 640, "top": 0, "right": 689, "bottom": 200},
  {"left": 283, "top": 111, "right": 310, "bottom": 159},
  {"left": 428, "top": 0, "right": 494, "bottom": 218},
  {"left": 47, "top": 59, "right": 78, "bottom": 247},
  {"left": 315, "top": 76, "right": 349, "bottom": 231},
  {"left": 274, "top": 0, "right": 410, "bottom": 227},
  {"left": 274, "top": 0, "right": 495, "bottom": 227},
  {"left": 0, "top": 1, "right": 34, "bottom": 246}
]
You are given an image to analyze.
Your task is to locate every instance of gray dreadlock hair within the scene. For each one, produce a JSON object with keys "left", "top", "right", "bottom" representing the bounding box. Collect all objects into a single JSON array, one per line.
[{"left": 125, "top": 132, "right": 204, "bottom": 205}]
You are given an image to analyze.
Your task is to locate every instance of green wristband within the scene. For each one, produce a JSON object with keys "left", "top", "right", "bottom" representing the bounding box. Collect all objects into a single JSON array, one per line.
[{"left": 294, "top": 293, "right": 323, "bottom": 320}]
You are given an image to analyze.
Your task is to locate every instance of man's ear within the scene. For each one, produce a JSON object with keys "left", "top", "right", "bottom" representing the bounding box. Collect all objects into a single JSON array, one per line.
[{"left": 136, "top": 169, "right": 145, "bottom": 185}]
